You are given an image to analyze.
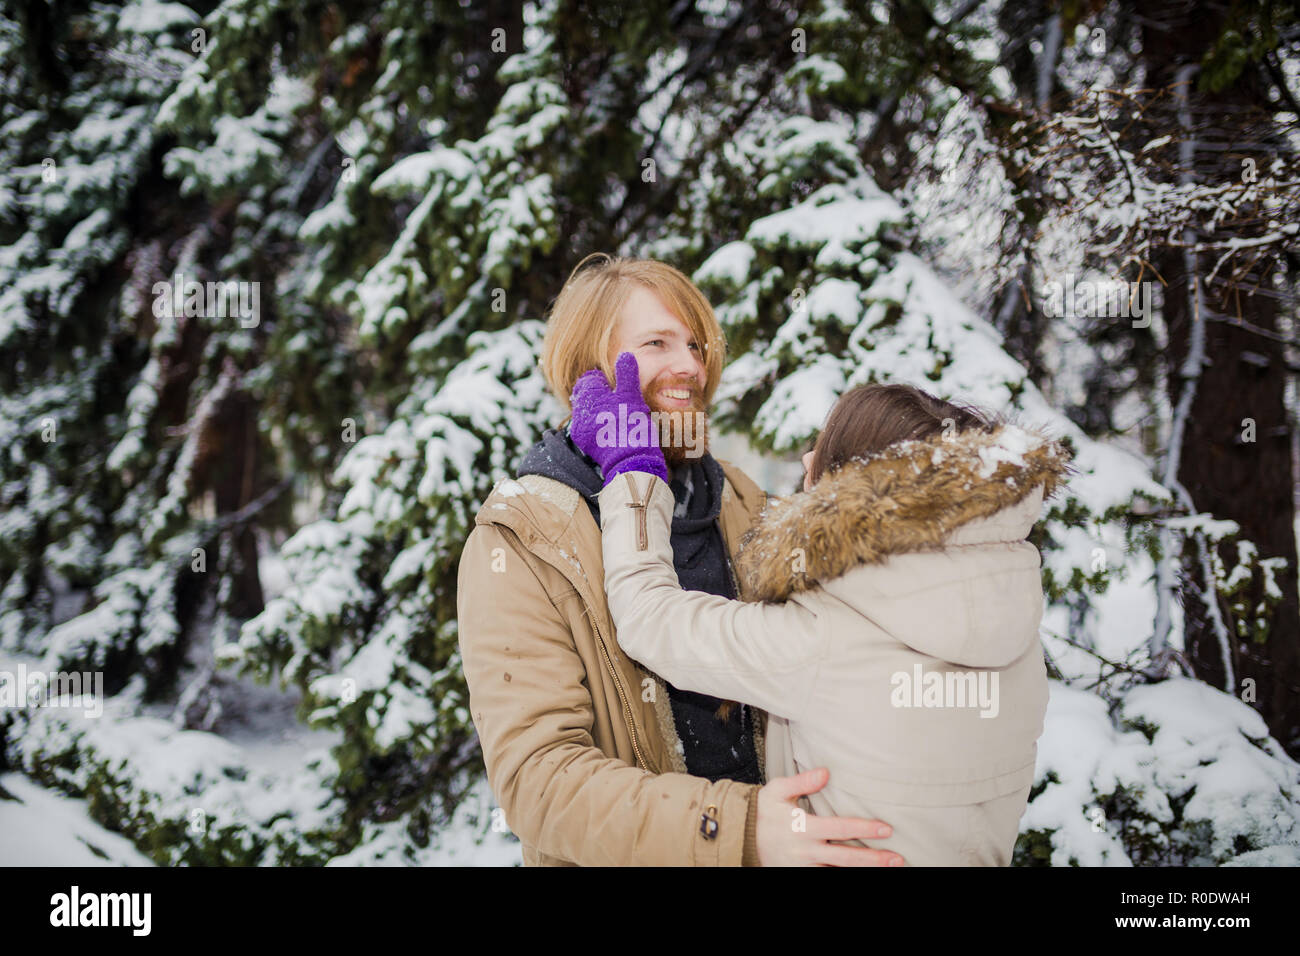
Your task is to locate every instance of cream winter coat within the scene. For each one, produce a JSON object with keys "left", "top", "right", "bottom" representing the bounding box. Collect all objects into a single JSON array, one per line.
[{"left": 598, "top": 423, "right": 1074, "bottom": 866}]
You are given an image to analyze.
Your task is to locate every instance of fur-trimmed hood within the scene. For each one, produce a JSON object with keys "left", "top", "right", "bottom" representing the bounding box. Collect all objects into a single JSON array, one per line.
[
  {"left": 735, "top": 422, "right": 1074, "bottom": 665},
  {"left": 738, "top": 423, "right": 1073, "bottom": 602}
]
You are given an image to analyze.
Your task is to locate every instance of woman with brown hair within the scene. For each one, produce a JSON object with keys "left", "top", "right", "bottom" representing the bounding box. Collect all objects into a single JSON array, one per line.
[{"left": 570, "top": 358, "right": 1075, "bottom": 865}]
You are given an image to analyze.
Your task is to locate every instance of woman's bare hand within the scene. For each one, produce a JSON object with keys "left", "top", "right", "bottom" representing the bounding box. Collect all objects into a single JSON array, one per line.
[{"left": 755, "top": 767, "right": 904, "bottom": 866}]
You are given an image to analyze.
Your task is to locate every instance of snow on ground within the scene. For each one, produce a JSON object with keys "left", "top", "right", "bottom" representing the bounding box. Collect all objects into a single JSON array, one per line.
[
  {"left": 0, "top": 755, "right": 521, "bottom": 866},
  {"left": 2, "top": 631, "right": 520, "bottom": 866},
  {"left": 0, "top": 772, "right": 155, "bottom": 866},
  {"left": 0, "top": 527, "right": 525, "bottom": 867}
]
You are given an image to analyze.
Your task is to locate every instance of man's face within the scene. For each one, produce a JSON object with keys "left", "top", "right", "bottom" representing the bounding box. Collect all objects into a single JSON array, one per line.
[{"left": 609, "top": 285, "right": 708, "bottom": 465}]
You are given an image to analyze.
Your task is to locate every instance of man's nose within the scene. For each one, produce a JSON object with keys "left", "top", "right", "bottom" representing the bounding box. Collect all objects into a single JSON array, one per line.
[{"left": 666, "top": 342, "right": 702, "bottom": 382}]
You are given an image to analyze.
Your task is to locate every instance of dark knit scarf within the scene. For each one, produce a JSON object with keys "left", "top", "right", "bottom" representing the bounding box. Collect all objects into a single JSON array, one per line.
[{"left": 517, "top": 426, "right": 761, "bottom": 785}]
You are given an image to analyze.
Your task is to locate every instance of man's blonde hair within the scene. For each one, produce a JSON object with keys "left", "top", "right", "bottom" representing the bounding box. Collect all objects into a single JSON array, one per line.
[{"left": 540, "top": 253, "right": 726, "bottom": 419}]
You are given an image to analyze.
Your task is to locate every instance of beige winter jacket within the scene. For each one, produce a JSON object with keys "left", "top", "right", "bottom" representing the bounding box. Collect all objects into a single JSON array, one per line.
[
  {"left": 456, "top": 457, "right": 771, "bottom": 866},
  {"left": 598, "top": 424, "right": 1074, "bottom": 866}
]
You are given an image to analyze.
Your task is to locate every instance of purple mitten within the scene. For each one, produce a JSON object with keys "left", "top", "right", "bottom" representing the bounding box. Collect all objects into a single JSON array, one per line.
[{"left": 569, "top": 351, "right": 669, "bottom": 485}]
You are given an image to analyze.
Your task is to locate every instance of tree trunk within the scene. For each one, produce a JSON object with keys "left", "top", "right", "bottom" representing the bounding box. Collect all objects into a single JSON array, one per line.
[{"left": 1140, "top": 0, "right": 1300, "bottom": 754}]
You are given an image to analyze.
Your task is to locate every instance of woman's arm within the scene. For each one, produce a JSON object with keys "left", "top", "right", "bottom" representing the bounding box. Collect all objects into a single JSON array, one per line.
[{"left": 598, "top": 471, "right": 830, "bottom": 722}]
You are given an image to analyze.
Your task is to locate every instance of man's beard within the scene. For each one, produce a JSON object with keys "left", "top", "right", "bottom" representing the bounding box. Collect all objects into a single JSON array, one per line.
[{"left": 641, "top": 377, "right": 709, "bottom": 467}]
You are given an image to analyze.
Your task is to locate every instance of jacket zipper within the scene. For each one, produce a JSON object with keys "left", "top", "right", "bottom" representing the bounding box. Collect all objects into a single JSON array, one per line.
[{"left": 589, "top": 610, "right": 650, "bottom": 772}]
